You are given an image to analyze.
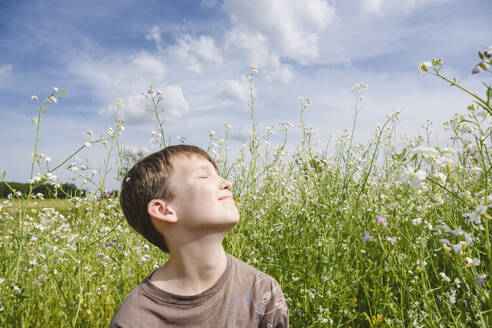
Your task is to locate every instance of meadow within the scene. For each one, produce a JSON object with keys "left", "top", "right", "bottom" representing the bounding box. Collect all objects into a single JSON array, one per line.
[{"left": 1, "top": 49, "right": 491, "bottom": 327}]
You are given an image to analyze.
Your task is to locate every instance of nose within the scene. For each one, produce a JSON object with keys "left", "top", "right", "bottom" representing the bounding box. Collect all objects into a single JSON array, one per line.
[{"left": 221, "top": 178, "right": 233, "bottom": 191}]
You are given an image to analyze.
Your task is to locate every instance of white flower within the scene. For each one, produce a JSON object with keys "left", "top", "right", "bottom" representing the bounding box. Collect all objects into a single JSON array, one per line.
[
  {"left": 439, "top": 272, "right": 451, "bottom": 282},
  {"left": 465, "top": 257, "right": 480, "bottom": 267},
  {"left": 449, "top": 292, "right": 456, "bottom": 304},
  {"left": 53, "top": 87, "right": 58, "bottom": 92},
  {"left": 209, "top": 130, "right": 216, "bottom": 138},
  {"left": 413, "top": 146, "right": 439, "bottom": 166},
  {"left": 31, "top": 95, "right": 38, "bottom": 101},
  {"left": 400, "top": 166, "right": 427, "bottom": 189},
  {"left": 0, "top": 278, "right": 4, "bottom": 284},
  {"left": 476, "top": 108, "right": 489, "bottom": 121},
  {"left": 47, "top": 96, "right": 57, "bottom": 103},
  {"left": 418, "top": 61, "right": 432, "bottom": 73},
  {"left": 85, "top": 130, "right": 93, "bottom": 137},
  {"left": 459, "top": 122, "right": 473, "bottom": 134},
  {"left": 67, "top": 163, "right": 78, "bottom": 172},
  {"left": 412, "top": 217, "right": 422, "bottom": 225},
  {"left": 464, "top": 205, "right": 488, "bottom": 224},
  {"left": 452, "top": 241, "right": 467, "bottom": 254}
]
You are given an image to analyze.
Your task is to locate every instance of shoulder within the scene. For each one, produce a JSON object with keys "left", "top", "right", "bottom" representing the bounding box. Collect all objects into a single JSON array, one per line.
[
  {"left": 228, "top": 253, "right": 275, "bottom": 280},
  {"left": 109, "top": 275, "right": 155, "bottom": 328},
  {"left": 227, "top": 253, "right": 289, "bottom": 326},
  {"left": 109, "top": 287, "right": 143, "bottom": 327}
]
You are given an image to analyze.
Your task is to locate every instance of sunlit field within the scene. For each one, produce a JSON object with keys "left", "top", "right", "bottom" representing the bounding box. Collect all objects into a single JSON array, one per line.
[{"left": 1, "top": 50, "right": 491, "bottom": 327}]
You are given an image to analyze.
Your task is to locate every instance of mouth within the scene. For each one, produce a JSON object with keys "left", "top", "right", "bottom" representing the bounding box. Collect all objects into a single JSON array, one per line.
[{"left": 219, "top": 195, "right": 234, "bottom": 201}]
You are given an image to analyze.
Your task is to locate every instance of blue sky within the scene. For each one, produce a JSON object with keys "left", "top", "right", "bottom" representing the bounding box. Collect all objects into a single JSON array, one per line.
[{"left": 0, "top": 0, "right": 491, "bottom": 189}]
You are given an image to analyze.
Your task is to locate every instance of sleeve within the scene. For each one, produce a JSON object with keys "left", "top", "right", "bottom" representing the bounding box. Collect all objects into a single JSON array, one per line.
[{"left": 257, "top": 278, "right": 290, "bottom": 328}]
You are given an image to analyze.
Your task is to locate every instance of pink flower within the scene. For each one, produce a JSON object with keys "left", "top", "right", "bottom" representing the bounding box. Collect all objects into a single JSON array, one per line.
[
  {"left": 362, "top": 231, "right": 373, "bottom": 242},
  {"left": 377, "top": 215, "right": 387, "bottom": 227},
  {"left": 476, "top": 274, "right": 487, "bottom": 285},
  {"left": 386, "top": 237, "right": 397, "bottom": 246}
]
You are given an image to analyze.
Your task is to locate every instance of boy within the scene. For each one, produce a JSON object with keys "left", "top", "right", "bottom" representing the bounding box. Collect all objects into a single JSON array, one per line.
[{"left": 110, "top": 145, "right": 289, "bottom": 327}]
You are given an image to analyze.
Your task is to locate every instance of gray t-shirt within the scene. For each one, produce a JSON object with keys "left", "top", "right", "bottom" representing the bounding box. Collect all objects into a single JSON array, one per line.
[{"left": 109, "top": 253, "right": 289, "bottom": 327}]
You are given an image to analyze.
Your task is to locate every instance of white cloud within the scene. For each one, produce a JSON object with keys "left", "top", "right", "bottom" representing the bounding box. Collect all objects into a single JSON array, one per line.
[
  {"left": 146, "top": 25, "right": 164, "bottom": 52},
  {"left": 131, "top": 51, "right": 166, "bottom": 80},
  {"left": 0, "top": 63, "right": 13, "bottom": 79},
  {"left": 162, "top": 85, "right": 190, "bottom": 120},
  {"left": 69, "top": 49, "right": 193, "bottom": 125},
  {"left": 219, "top": 79, "right": 249, "bottom": 103},
  {"left": 222, "top": 0, "right": 334, "bottom": 65},
  {"left": 166, "top": 34, "right": 223, "bottom": 73},
  {"left": 359, "top": 0, "right": 455, "bottom": 16},
  {"left": 223, "top": 29, "right": 293, "bottom": 83}
]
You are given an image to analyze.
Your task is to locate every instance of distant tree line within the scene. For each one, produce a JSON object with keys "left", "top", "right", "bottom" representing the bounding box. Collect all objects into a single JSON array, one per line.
[{"left": 0, "top": 182, "right": 85, "bottom": 199}]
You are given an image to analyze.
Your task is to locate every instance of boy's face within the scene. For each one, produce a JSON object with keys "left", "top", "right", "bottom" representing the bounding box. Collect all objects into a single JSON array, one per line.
[{"left": 166, "top": 154, "right": 239, "bottom": 231}]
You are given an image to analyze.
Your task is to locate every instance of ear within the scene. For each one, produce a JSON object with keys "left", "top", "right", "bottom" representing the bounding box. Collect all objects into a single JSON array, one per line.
[{"left": 147, "top": 199, "right": 178, "bottom": 223}]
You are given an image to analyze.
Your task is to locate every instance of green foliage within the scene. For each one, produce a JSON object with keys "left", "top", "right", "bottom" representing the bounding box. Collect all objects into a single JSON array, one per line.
[{"left": 0, "top": 182, "right": 84, "bottom": 199}]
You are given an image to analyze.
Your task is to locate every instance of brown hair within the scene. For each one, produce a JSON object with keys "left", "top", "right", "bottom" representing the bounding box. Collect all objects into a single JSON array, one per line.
[{"left": 120, "top": 145, "right": 218, "bottom": 253}]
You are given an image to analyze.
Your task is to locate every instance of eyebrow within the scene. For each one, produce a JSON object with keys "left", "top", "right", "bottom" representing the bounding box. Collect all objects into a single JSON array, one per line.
[
  {"left": 193, "top": 164, "right": 215, "bottom": 173},
  {"left": 192, "top": 164, "right": 218, "bottom": 174}
]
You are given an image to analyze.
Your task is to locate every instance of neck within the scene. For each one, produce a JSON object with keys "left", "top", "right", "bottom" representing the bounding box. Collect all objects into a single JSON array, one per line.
[{"left": 151, "top": 233, "right": 229, "bottom": 295}]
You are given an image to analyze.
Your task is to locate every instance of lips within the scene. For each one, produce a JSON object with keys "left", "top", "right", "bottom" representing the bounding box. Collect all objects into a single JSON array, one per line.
[{"left": 219, "top": 195, "right": 233, "bottom": 200}]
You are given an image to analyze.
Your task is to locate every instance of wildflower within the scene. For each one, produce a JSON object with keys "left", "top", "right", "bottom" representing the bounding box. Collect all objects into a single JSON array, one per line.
[
  {"left": 486, "top": 45, "right": 492, "bottom": 57},
  {"left": 452, "top": 241, "right": 467, "bottom": 254},
  {"left": 372, "top": 314, "right": 383, "bottom": 325},
  {"left": 143, "top": 244, "right": 150, "bottom": 250},
  {"left": 465, "top": 257, "right": 480, "bottom": 267},
  {"left": 464, "top": 205, "right": 488, "bottom": 224},
  {"left": 224, "top": 122, "right": 232, "bottom": 131},
  {"left": 449, "top": 291, "right": 456, "bottom": 304},
  {"left": 399, "top": 166, "right": 426, "bottom": 189},
  {"left": 413, "top": 146, "right": 439, "bottom": 165},
  {"left": 31, "top": 95, "right": 38, "bottom": 101},
  {"left": 362, "top": 231, "right": 373, "bottom": 242},
  {"left": 459, "top": 122, "right": 473, "bottom": 133},
  {"left": 47, "top": 96, "right": 57, "bottom": 103},
  {"left": 0, "top": 278, "right": 4, "bottom": 284},
  {"left": 439, "top": 272, "right": 451, "bottom": 283},
  {"left": 67, "top": 163, "right": 78, "bottom": 172},
  {"left": 386, "top": 237, "right": 397, "bottom": 245},
  {"left": 418, "top": 61, "right": 432, "bottom": 73},
  {"left": 250, "top": 67, "right": 258, "bottom": 75},
  {"left": 377, "top": 215, "right": 387, "bottom": 227},
  {"left": 472, "top": 60, "right": 489, "bottom": 74},
  {"left": 464, "top": 233, "right": 474, "bottom": 245},
  {"left": 279, "top": 121, "right": 293, "bottom": 132},
  {"left": 412, "top": 217, "right": 422, "bottom": 225},
  {"left": 209, "top": 130, "right": 216, "bottom": 138},
  {"left": 476, "top": 274, "right": 487, "bottom": 285},
  {"left": 85, "top": 130, "right": 93, "bottom": 137}
]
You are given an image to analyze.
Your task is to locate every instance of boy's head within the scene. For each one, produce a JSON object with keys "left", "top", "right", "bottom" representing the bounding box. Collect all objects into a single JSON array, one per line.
[{"left": 120, "top": 145, "right": 238, "bottom": 253}]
